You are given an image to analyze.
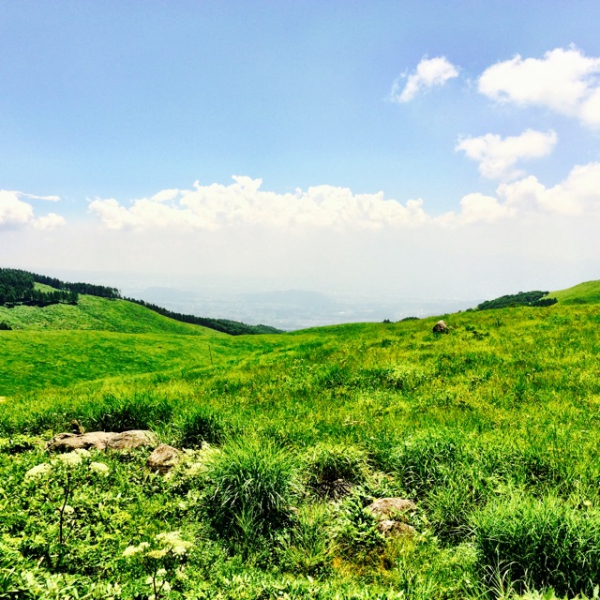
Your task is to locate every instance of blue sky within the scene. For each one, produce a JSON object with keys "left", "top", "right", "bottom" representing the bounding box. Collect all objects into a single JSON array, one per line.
[{"left": 2, "top": 1, "right": 600, "bottom": 300}]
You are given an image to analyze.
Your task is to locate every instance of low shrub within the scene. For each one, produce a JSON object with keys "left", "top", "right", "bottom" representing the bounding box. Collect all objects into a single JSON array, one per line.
[
  {"left": 201, "top": 439, "right": 300, "bottom": 547},
  {"left": 471, "top": 494, "right": 600, "bottom": 597}
]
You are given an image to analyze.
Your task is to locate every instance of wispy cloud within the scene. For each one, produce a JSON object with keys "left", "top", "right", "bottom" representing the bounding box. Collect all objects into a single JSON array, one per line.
[{"left": 390, "top": 56, "right": 459, "bottom": 103}]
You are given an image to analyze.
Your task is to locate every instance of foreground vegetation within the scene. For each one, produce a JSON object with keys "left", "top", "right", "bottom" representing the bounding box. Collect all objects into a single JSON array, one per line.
[{"left": 2, "top": 280, "right": 600, "bottom": 598}]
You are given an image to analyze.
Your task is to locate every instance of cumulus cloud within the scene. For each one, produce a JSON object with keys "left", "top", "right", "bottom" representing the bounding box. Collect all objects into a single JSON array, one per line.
[
  {"left": 456, "top": 129, "right": 557, "bottom": 180},
  {"left": 33, "top": 213, "right": 66, "bottom": 230},
  {"left": 0, "top": 190, "right": 66, "bottom": 230},
  {"left": 89, "top": 176, "right": 429, "bottom": 232},
  {"left": 439, "top": 160, "right": 600, "bottom": 226},
  {"left": 0, "top": 191, "right": 35, "bottom": 228},
  {"left": 391, "top": 56, "right": 459, "bottom": 103},
  {"left": 499, "top": 161, "right": 600, "bottom": 215},
  {"left": 478, "top": 47, "right": 600, "bottom": 126}
]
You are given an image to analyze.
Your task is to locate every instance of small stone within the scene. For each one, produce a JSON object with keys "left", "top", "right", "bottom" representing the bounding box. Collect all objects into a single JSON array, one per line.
[
  {"left": 433, "top": 320, "right": 449, "bottom": 334},
  {"left": 377, "top": 520, "right": 416, "bottom": 537},
  {"left": 147, "top": 444, "right": 180, "bottom": 474},
  {"left": 366, "top": 498, "right": 416, "bottom": 520}
]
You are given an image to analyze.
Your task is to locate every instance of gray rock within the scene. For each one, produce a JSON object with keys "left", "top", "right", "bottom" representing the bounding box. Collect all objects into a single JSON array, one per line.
[
  {"left": 106, "top": 430, "right": 158, "bottom": 450},
  {"left": 433, "top": 320, "right": 449, "bottom": 334},
  {"left": 377, "top": 519, "right": 416, "bottom": 537},
  {"left": 147, "top": 443, "right": 180, "bottom": 474},
  {"left": 46, "top": 431, "right": 115, "bottom": 452},
  {"left": 46, "top": 430, "right": 158, "bottom": 452},
  {"left": 366, "top": 497, "right": 416, "bottom": 520}
]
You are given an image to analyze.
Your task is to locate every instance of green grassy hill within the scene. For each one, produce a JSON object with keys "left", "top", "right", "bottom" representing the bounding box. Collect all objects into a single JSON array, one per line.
[
  {"left": 3, "top": 283, "right": 600, "bottom": 598},
  {"left": 0, "top": 293, "right": 223, "bottom": 335},
  {"left": 550, "top": 279, "right": 600, "bottom": 304}
]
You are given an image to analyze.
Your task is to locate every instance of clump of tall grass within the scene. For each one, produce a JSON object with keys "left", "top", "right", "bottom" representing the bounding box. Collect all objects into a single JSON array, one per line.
[
  {"left": 177, "top": 405, "right": 226, "bottom": 447},
  {"left": 471, "top": 493, "right": 600, "bottom": 597},
  {"left": 201, "top": 439, "right": 300, "bottom": 551},
  {"left": 303, "top": 443, "right": 370, "bottom": 499},
  {"left": 83, "top": 391, "right": 174, "bottom": 432}
]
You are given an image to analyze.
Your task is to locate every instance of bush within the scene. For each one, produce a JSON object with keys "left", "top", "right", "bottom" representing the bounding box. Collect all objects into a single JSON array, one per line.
[
  {"left": 471, "top": 494, "right": 600, "bottom": 597},
  {"left": 202, "top": 440, "right": 299, "bottom": 546}
]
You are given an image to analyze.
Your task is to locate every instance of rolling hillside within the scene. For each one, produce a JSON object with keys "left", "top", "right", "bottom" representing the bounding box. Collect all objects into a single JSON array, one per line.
[
  {"left": 2, "top": 278, "right": 600, "bottom": 598},
  {"left": 0, "top": 293, "right": 222, "bottom": 335},
  {"left": 550, "top": 279, "right": 600, "bottom": 304}
]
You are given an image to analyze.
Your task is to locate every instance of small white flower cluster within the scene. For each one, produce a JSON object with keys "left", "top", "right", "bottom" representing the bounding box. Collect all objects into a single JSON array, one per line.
[
  {"left": 24, "top": 448, "right": 109, "bottom": 480},
  {"left": 122, "top": 531, "right": 193, "bottom": 559}
]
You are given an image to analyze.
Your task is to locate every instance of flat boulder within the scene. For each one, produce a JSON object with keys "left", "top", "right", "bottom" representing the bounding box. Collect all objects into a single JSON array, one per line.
[
  {"left": 147, "top": 443, "right": 180, "bottom": 474},
  {"left": 106, "top": 430, "right": 158, "bottom": 450},
  {"left": 46, "top": 432, "right": 115, "bottom": 452},
  {"left": 46, "top": 430, "right": 158, "bottom": 452}
]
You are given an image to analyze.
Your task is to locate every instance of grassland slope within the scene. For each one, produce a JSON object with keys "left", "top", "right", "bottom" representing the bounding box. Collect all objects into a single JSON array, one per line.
[
  {"left": 550, "top": 279, "right": 600, "bottom": 304},
  {"left": 0, "top": 293, "right": 223, "bottom": 335},
  {"left": 5, "top": 287, "right": 600, "bottom": 597}
]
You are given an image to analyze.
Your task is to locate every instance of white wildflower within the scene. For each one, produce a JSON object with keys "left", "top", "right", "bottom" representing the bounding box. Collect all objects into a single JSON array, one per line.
[
  {"left": 74, "top": 448, "right": 91, "bottom": 458},
  {"left": 55, "top": 452, "right": 83, "bottom": 466},
  {"left": 25, "top": 463, "right": 52, "bottom": 479},
  {"left": 90, "top": 462, "right": 109, "bottom": 476},
  {"left": 123, "top": 545, "right": 142, "bottom": 557}
]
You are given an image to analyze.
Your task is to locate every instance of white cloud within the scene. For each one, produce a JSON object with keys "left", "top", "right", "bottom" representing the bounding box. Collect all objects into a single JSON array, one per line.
[
  {"left": 89, "top": 176, "right": 429, "bottom": 232},
  {"left": 391, "top": 56, "right": 459, "bottom": 103},
  {"left": 16, "top": 192, "right": 61, "bottom": 202},
  {"left": 456, "top": 129, "right": 557, "bottom": 180},
  {"left": 458, "top": 193, "right": 516, "bottom": 223},
  {"left": 478, "top": 47, "right": 600, "bottom": 126},
  {"left": 499, "top": 161, "right": 600, "bottom": 215},
  {"left": 0, "top": 190, "right": 67, "bottom": 230},
  {"left": 0, "top": 191, "right": 35, "bottom": 228},
  {"left": 33, "top": 213, "right": 66, "bottom": 230}
]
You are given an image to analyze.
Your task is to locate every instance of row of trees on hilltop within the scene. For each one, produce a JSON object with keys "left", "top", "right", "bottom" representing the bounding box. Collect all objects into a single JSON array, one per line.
[
  {"left": 32, "top": 273, "right": 121, "bottom": 299},
  {"left": 0, "top": 269, "right": 78, "bottom": 306},
  {"left": 477, "top": 290, "right": 557, "bottom": 311}
]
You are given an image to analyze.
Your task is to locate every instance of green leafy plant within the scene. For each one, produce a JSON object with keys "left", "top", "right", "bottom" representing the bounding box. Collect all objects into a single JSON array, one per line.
[{"left": 123, "top": 531, "right": 192, "bottom": 600}]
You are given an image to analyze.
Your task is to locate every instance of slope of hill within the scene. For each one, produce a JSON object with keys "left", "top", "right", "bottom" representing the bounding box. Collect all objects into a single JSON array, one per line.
[
  {"left": 550, "top": 279, "right": 600, "bottom": 304},
  {"left": 0, "top": 294, "right": 222, "bottom": 335},
  {"left": 3, "top": 282, "right": 600, "bottom": 598}
]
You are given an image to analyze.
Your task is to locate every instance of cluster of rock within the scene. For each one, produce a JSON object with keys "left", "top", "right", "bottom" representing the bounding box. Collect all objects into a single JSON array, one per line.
[
  {"left": 45, "top": 430, "right": 417, "bottom": 538},
  {"left": 46, "top": 430, "right": 180, "bottom": 474}
]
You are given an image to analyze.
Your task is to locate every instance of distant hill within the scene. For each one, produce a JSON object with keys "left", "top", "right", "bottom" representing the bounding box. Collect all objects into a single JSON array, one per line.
[
  {"left": 549, "top": 280, "right": 600, "bottom": 305},
  {"left": 0, "top": 268, "right": 282, "bottom": 335}
]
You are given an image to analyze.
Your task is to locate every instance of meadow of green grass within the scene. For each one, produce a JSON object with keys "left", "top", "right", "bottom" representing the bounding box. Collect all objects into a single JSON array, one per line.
[
  {"left": 550, "top": 280, "right": 600, "bottom": 305},
  {"left": 3, "top": 286, "right": 600, "bottom": 598},
  {"left": 0, "top": 294, "right": 226, "bottom": 335}
]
